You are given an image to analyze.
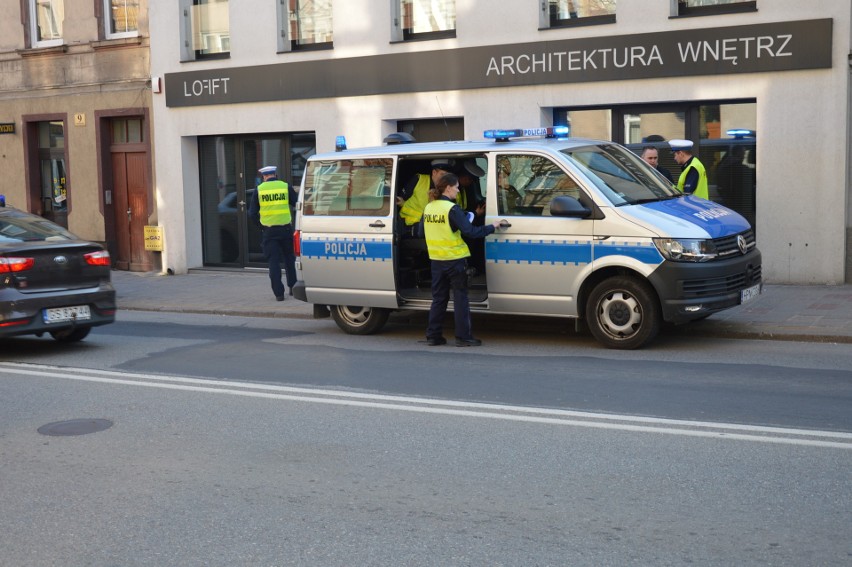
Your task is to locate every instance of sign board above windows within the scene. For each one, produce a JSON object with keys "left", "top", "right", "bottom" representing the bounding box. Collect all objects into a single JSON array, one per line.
[{"left": 165, "top": 19, "right": 832, "bottom": 108}]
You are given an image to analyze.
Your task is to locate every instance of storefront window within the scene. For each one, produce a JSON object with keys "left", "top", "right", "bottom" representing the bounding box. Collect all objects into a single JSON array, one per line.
[
  {"left": 29, "top": 0, "right": 64, "bottom": 48},
  {"left": 181, "top": 0, "right": 230, "bottom": 60},
  {"left": 698, "top": 102, "right": 756, "bottom": 227},
  {"left": 556, "top": 109, "right": 612, "bottom": 140},
  {"left": 287, "top": 0, "right": 333, "bottom": 50},
  {"left": 555, "top": 101, "right": 756, "bottom": 228},
  {"left": 104, "top": 0, "right": 139, "bottom": 39},
  {"left": 397, "top": 0, "right": 456, "bottom": 41},
  {"left": 676, "top": 1, "right": 756, "bottom": 17},
  {"left": 548, "top": 0, "right": 616, "bottom": 28}
]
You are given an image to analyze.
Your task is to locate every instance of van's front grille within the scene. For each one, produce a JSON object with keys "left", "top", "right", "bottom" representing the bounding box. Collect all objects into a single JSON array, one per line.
[
  {"left": 714, "top": 229, "right": 756, "bottom": 258},
  {"left": 682, "top": 264, "right": 762, "bottom": 298}
]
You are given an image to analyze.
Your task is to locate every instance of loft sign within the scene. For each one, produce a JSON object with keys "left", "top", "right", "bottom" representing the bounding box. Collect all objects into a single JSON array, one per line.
[
  {"left": 164, "top": 19, "right": 832, "bottom": 108},
  {"left": 0, "top": 123, "right": 15, "bottom": 134},
  {"left": 183, "top": 77, "right": 230, "bottom": 97}
]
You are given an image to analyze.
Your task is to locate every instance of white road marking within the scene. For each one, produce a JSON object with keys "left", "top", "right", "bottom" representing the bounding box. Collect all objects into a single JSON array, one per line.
[{"left": 3, "top": 362, "right": 851, "bottom": 449}]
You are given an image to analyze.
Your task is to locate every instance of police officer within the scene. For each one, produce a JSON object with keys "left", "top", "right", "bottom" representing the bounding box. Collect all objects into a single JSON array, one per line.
[
  {"left": 396, "top": 159, "right": 455, "bottom": 229},
  {"left": 423, "top": 173, "right": 501, "bottom": 347},
  {"left": 249, "top": 165, "right": 298, "bottom": 301},
  {"left": 669, "top": 139, "right": 709, "bottom": 199}
]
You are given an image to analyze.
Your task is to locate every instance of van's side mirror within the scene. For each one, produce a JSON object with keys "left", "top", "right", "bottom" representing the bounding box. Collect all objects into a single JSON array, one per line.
[{"left": 550, "top": 196, "right": 591, "bottom": 218}]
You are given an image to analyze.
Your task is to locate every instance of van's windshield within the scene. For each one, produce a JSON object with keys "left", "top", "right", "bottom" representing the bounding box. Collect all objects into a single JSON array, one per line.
[{"left": 560, "top": 144, "right": 680, "bottom": 206}]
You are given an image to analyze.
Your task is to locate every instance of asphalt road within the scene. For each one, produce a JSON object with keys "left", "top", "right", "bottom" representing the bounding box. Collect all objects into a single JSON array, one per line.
[{"left": 0, "top": 311, "right": 850, "bottom": 566}]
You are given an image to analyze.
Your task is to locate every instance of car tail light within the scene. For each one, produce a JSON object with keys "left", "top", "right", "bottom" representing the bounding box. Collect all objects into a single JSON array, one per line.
[
  {"left": 84, "top": 250, "right": 111, "bottom": 266},
  {"left": 0, "top": 257, "right": 35, "bottom": 273},
  {"left": 294, "top": 229, "right": 301, "bottom": 257}
]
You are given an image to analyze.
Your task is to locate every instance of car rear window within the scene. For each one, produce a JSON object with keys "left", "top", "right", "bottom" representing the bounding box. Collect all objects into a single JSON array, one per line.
[{"left": 0, "top": 210, "right": 76, "bottom": 242}]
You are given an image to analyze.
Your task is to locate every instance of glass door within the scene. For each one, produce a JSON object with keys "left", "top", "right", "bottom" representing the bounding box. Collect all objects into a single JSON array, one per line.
[{"left": 200, "top": 133, "right": 315, "bottom": 267}]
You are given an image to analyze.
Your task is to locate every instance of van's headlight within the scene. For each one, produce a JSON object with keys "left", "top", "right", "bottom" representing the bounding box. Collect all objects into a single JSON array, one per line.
[{"left": 653, "top": 238, "right": 718, "bottom": 262}]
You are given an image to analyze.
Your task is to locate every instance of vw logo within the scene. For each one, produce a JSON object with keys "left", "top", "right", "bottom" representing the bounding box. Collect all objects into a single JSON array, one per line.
[
  {"left": 736, "top": 235, "right": 747, "bottom": 255},
  {"left": 53, "top": 255, "right": 68, "bottom": 265}
]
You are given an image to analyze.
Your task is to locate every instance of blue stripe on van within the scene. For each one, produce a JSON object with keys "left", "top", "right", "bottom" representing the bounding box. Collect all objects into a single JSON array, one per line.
[
  {"left": 487, "top": 240, "right": 593, "bottom": 265},
  {"left": 487, "top": 239, "right": 663, "bottom": 265},
  {"left": 301, "top": 239, "right": 392, "bottom": 262},
  {"left": 594, "top": 242, "right": 664, "bottom": 264}
]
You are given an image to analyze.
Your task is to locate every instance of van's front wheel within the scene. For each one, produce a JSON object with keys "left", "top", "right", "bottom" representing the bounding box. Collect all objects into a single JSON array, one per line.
[
  {"left": 330, "top": 305, "right": 390, "bottom": 335},
  {"left": 585, "top": 276, "right": 660, "bottom": 349}
]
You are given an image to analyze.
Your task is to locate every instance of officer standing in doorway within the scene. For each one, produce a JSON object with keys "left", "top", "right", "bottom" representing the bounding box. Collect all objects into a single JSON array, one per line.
[
  {"left": 249, "top": 165, "right": 298, "bottom": 301},
  {"left": 423, "top": 173, "right": 501, "bottom": 347},
  {"left": 669, "top": 139, "right": 709, "bottom": 200}
]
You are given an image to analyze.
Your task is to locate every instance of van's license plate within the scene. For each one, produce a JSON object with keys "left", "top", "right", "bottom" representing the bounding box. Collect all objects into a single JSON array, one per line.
[
  {"left": 44, "top": 305, "right": 91, "bottom": 323},
  {"left": 740, "top": 284, "right": 761, "bottom": 304}
]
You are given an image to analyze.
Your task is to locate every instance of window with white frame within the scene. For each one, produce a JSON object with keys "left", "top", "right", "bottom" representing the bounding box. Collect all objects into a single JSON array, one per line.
[
  {"left": 392, "top": 0, "right": 455, "bottom": 42},
  {"left": 103, "top": 0, "right": 140, "bottom": 39},
  {"left": 180, "top": 0, "right": 230, "bottom": 61},
  {"left": 545, "top": 0, "right": 616, "bottom": 28},
  {"left": 29, "top": 0, "right": 64, "bottom": 48},
  {"left": 278, "top": 0, "right": 333, "bottom": 52},
  {"left": 675, "top": 0, "right": 756, "bottom": 17}
]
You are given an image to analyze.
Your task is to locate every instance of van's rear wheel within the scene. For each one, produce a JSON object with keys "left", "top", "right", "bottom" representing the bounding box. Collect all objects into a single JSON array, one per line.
[
  {"left": 585, "top": 276, "right": 660, "bottom": 350},
  {"left": 330, "top": 305, "right": 390, "bottom": 335}
]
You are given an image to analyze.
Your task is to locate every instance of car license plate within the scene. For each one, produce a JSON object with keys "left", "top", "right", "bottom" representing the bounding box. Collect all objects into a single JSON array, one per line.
[
  {"left": 44, "top": 305, "right": 91, "bottom": 324},
  {"left": 740, "top": 284, "right": 761, "bottom": 304}
]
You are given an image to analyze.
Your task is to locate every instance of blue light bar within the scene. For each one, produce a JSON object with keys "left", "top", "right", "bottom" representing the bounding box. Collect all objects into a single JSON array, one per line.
[
  {"left": 483, "top": 126, "right": 571, "bottom": 141},
  {"left": 335, "top": 135, "right": 347, "bottom": 151},
  {"left": 726, "top": 129, "right": 755, "bottom": 139}
]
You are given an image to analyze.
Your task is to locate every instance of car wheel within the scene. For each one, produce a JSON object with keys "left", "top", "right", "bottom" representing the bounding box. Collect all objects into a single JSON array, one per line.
[
  {"left": 50, "top": 326, "right": 92, "bottom": 343},
  {"left": 330, "top": 305, "right": 390, "bottom": 335},
  {"left": 585, "top": 276, "right": 660, "bottom": 350}
]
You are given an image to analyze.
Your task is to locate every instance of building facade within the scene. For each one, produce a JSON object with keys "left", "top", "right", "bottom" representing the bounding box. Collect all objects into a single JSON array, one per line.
[
  {"left": 0, "top": 0, "right": 155, "bottom": 271},
  {"left": 149, "top": 0, "right": 852, "bottom": 284}
]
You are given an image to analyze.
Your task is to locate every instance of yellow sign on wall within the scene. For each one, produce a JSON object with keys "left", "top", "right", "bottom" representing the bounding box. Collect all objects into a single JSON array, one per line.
[{"left": 144, "top": 225, "right": 163, "bottom": 251}]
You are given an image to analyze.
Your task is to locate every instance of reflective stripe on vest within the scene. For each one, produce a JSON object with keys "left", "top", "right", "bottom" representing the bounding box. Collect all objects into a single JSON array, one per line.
[
  {"left": 423, "top": 199, "right": 470, "bottom": 261},
  {"left": 677, "top": 157, "right": 709, "bottom": 200},
  {"left": 257, "top": 180, "right": 292, "bottom": 226},
  {"left": 399, "top": 174, "right": 430, "bottom": 226}
]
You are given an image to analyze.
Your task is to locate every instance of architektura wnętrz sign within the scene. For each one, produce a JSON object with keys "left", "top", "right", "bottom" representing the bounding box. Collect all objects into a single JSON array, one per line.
[{"left": 165, "top": 19, "right": 832, "bottom": 108}]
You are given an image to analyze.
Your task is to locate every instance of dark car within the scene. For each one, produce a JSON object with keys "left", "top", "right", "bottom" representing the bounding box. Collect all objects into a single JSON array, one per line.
[{"left": 0, "top": 206, "right": 116, "bottom": 342}]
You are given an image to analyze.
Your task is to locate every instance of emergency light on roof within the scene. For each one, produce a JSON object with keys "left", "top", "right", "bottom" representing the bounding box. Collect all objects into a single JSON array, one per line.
[
  {"left": 335, "top": 135, "right": 347, "bottom": 152},
  {"left": 483, "top": 126, "right": 570, "bottom": 142},
  {"left": 726, "top": 129, "right": 756, "bottom": 139}
]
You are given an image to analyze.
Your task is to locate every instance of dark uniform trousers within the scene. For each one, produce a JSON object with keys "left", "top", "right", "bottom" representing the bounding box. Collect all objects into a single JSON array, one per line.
[
  {"left": 262, "top": 224, "right": 297, "bottom": 298},
  {"left": 426, "top": 258, "right": 472, "bottom": 341}
]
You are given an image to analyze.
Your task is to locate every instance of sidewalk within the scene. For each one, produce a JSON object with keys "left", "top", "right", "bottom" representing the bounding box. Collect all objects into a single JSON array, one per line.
[{"left": 111, "top": 269, "right": 852, "bottom": 344}]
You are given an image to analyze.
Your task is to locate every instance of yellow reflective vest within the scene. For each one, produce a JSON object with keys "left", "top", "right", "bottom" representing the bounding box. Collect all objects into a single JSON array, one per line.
[
  {"left": 677, "top": 156, "right": 709, "bottom": 200},
  {"left": 257, "top": 180, "right": 292, "bottom": 226},
  {"left": 399, "top": 174, "right": 430, "bottom": 226},
  {"left": 423, "top": 199, "right": 470, "bottom": 261}
]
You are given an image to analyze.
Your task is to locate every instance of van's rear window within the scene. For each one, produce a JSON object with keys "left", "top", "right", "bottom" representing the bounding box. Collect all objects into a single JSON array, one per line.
[{"left": 302, "top": 159, "right": 392, "bottom": 216}]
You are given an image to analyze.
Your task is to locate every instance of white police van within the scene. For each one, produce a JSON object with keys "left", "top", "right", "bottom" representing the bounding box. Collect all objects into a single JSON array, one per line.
[{"left": 292, "top": 128, "right": 762, "bottom": 349}]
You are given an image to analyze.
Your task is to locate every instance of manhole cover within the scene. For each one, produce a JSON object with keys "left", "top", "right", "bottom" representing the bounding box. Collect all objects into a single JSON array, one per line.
[{"left": 37, "top": 419, "right": 114, "bottom": 436}]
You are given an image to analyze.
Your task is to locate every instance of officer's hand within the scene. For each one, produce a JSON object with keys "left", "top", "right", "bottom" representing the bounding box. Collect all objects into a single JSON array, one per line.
[
  {"left": 492, "top": 220, "right": 502, "bottom": 229},
  {"left": 395, "top": 196, "right": 404, "bottom": 207}
]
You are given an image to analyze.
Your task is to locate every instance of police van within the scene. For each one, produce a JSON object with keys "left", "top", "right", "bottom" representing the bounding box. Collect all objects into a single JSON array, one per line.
[{"left": 291, "top": 127, "right": 762, "bottom": 349}]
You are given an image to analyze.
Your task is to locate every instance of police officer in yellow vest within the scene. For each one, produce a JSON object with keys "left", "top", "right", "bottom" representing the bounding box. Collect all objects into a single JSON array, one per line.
[
  {"left": 249, "top": 165, "right": 298, "bottom": 301},
  {"left": 423, "top": 173, "right": 501, "bottom": 347},
  {"left": 397, "top": 159, "right": 455, "bottom": 230},
  {"left": 669, "top": 139, "right": 710, "bottom": 200}
]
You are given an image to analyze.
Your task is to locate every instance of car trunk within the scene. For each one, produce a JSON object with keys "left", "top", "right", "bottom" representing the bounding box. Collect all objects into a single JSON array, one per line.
[{"left": 2, "top": 242, "right": 110, "bottom": 293}]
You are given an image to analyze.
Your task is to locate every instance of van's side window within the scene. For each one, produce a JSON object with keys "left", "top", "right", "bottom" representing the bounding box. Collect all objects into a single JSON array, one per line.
[
  {"left": 496, "top": 155, "right": 581, "bottom": 217},
  {"left": 302, "top": 159, "right": 392, "bottom": 216}
]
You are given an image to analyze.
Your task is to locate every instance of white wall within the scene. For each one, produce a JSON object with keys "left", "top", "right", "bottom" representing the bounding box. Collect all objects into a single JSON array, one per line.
[{"left": 150, "top": 0, "right": 851, "bottom": 283}]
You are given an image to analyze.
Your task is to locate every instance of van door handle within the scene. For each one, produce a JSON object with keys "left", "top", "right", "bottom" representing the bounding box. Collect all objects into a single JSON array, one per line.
[
  {"left": 499, "top": 220, "right": 512, "bottom": 228},
  {"left": 369, "top": 220, "right": 386, "bottom": 228}
]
